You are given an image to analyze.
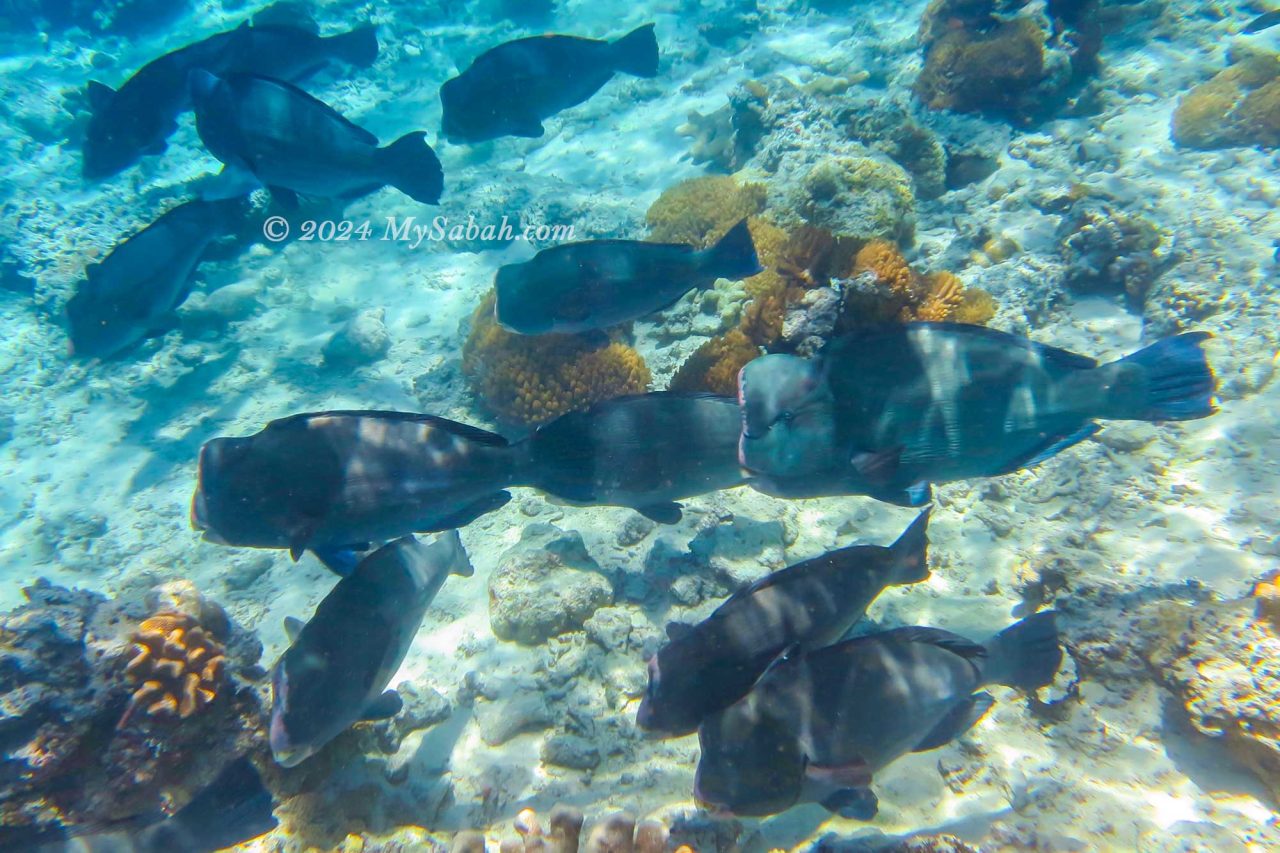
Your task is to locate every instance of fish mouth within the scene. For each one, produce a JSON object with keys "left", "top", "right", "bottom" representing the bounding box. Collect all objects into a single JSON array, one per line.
[{"left": 268, "top": 713, "right": 310, "bottom": 768}]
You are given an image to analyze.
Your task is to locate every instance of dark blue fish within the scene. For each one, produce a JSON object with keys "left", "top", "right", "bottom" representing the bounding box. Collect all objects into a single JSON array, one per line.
[
  {"left": 270, "top": 532, "right": 472, "bottom": 766},
  {"left": 83, "top": 13, "right": 378, "bottom": 178},
  {"left": 739, "top": 324, "right": 1217, "bottom": 505},
  {"left": 1244, "top": 10, "right": 1280, "bottom": 34},
  {"left": 190, "top": 72, "right": 442, "bottom": 205},
  {"left": 496, "top": 219, "right": 761, "bottom": 334},
  {"left": 191, "top": 411, "right": 519, "bottom": 572},
  {"left": 524, "top": 392, "right": 746, "bottom": 524},
  {"left": 637, "top": 510, "right": 930, "bottom": 737},
  {"left": 440, "top": 24, "right": 659, "bottom": 143},
  {"left": 65, "top": 197, "right": 245, "bottom": 359},
  {"left": 695, "top": 612, "right": 1061, "bottom": 818}
]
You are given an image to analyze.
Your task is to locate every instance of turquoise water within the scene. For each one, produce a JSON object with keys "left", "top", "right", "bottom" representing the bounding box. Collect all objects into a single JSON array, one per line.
[{"left": 2, "top": 1, "right": 1279, "bottom": 851}]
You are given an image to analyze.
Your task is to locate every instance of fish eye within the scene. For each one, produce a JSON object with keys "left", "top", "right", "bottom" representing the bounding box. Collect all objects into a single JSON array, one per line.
[{"left": 779, "top": 411, "right": 795, "bottom": 424}]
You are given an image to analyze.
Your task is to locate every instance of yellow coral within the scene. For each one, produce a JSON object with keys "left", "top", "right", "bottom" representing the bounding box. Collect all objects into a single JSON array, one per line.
[
  {"left": 853, "top": 239, "right": 917, "bottom": 296},
  {"left": 1172, "top": 52, "right": 1280, "bottom": 150},
  {"left": 911, "top": 271, "right": 965, "bottom": 322},
  {"left": 463, "top": 291, "right": 651, "bottom": 427},
  {"left": 669, "top": 329, "right": 761, "bottom": 395},
  {"left": 953, "top": 287, "right": 998, "bottom": 324},
  {"left": 645, "top": 176, "right": 768, "bottom": 247},
  {"left": 118, "top": 611, "right": 225, "bottom": 728}
]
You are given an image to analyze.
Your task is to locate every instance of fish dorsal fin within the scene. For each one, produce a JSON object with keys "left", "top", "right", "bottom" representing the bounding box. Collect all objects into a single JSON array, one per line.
[
  {"left": 283, "top": 616, "right": 305, "bottom": 642},
  {"left": 228, "top": 74, "right": 378, "bottom": 147},
  {"left": 665, "top": 621, "right": 693, "bottom": 641},
  {"left": 878, "top": 626, "right": 987, "bottom": 660},
  {"left": 251, "top": 0, "right": 319, "bottom": 34},
  {"left": 86, "top": 81, "right": 115, "bottom": 112},
  {"left": 266, "top": 410, "right": 511, "bottom": 447}
]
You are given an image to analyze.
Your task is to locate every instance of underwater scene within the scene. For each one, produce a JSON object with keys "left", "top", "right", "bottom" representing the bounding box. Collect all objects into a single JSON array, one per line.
[{"left": 1, "top": 0, "right": 1279, "bottom": 850}]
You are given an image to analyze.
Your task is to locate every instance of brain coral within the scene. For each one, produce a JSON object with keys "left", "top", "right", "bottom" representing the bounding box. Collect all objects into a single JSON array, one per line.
[
  {"left": 645, "top": 175, "right": 768, "bottom": 248},
  {"left": 1172, "top": 52, "right": 1280, "bottom": 150},
  {"left": 118, "top": 611, "right": 226, "bottom": 728},
  {"left": 463, "top": 291, "right": 651, "bottom": 427}
]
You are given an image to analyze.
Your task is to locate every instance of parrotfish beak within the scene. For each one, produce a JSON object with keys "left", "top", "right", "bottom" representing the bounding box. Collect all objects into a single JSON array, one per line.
[{"left": 269, "top": 667, "right": 312, "bottom": 768}]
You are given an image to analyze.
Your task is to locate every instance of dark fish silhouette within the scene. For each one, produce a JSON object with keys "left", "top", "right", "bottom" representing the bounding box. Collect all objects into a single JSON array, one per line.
[
  {"left": 695, "top": 612, "right": 1061, "bottom": 818},
  {"left": 190, "top": 72, "right": 442, "bottom": 206},
  {"left": 637, "top": 510, "right": 930, "bottom": 737},
  {"left": 270, "top": 532, "right": 472, "bottom": 767},
  {"left": 65, "top": 197, "right": 244, "bottom": 359},
  {"left": 525, "top": 392, "right": 746, "bottom": 524},
  {"left": 3, "top": 756, "right": 276, "bottom": 852},
  {"left": 1244, "top": 10, "right": 1280, "bottom": 33},
  {"left": 496, "top": 219, "right": 760, "bottom": 334},
  {"left": 191, "top": 411, "right": 519, "bottom": 571},
  {"left": 440, "top": 24, "right": 659, "bottom": 143},
  {"left": 739, "top": 324, "right": 1217, "bottom": 505},
  {"left": 83, "top": 11, "right": 378, "bottom": 179}
]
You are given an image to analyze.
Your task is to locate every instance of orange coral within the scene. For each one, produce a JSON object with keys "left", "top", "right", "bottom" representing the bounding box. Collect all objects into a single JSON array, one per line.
[
  {"left": 463, "top": 291, "right": 651, "bottom": 427},
  {"left": 853, "top": 239, "right": 917, "bottom": 296},
  {"left": 118, "top": 611, "right": 225, "bottom": 728},
  {"left": 911, "top": 271, "right": 965, "bottom": 322},
  {"left": 844, "top": 241, "right": 998, "bottom": 328},
  {"left": 953, "top": 287, "right": 998, "bottom": 324},
  {"left": 645, "top": 176, "right": 768, "bottom": 248},
  {"left": 670, "top": 329, "right": 761, "bottom": 395}
]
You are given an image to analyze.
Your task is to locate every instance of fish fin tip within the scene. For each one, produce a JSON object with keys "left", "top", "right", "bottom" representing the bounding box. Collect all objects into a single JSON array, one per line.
[
  {"left": 638, "top": 502, "right": 682, "bottom": 524},
  {"left": 362, "top": 690, "right": 403, "bottom": 720},
  {"left": 912, "top": 692, "right": 994, "bottom": 752},
  {"left": 283, "top": 616, "right": 304, "bottom": 642}
]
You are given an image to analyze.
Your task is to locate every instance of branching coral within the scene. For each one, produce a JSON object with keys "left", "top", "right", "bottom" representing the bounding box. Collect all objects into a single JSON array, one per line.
[
  {"left": 670, "top": 329, "right": 761, "bottom": 395},
  {"left": 118, "top": 611, "right": 226, "bottom": 728},
  {"left": 645, "top": 175, "right": 767, "bottom": 248},
  {"left": 1172, "top": 52, "right": 1280, "bottom": 150},
  {"left": 463, "top": 291, "right": 651, "bottom": 427}
]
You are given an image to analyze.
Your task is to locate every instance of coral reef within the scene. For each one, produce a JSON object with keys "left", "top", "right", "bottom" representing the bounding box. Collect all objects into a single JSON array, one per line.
[
  {"left": 786, "top": 152, "right": 916, "bottom": 244},
  {"left": 117, "top": 610, "right": 225, "bottom": 727},
  {"left": 1058, "top": 201, "right": 1169, "bottom": 308},
  {"left": 644, "top": 175, "right": 767, "bottom": 248},
  {"left": 462, "top": 291, "right": 651, "bottom": 427},
  {"left": 0, "top": 579, "right": 263, "bottom": 837},
  {"left": 842, "top": 239, "right": 997, "bottom": 326},
  {"left": 494, "top": 806, "right": 673, "bottom": 853},
  {"left": 675, "top": 78, "right": 779, "bottom": 173},
  {"left": 1172, "top": 51, "right": 1280, "bottom": 150},
  {"left": 843, "top": 101, "right": 949, "bottom": 200},
  {"left": 668, "top": 328, "right": 760, "bottom": 395},
  {"left": 488, "top": 524, "right": 615, "bottom": 646}
]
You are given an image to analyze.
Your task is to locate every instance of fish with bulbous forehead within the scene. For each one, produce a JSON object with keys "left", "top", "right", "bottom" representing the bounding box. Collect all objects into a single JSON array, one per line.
[
  {"left": 270, "top": 532, "right": 472, "bottom": 767},
  {"left": 440, "top": 24, "right": 659, "bottom": 143},
  {"left": 695, "top": 612, "right": 1061, "bottom": 818},
  {"left": 637, "top": 510, "right": 930, "bottom": 737},
  {"left": 739, "top": 323, "right": 1217, "bottom": 505},
  {"left": 65, "top": 197, "right": 245, "bottom": 360},
  {"left": 525, "top": 392, "right": 747, "bottom": 524},
  {"left": 496, "top": 219, "right": 761, "bottom": 334},
  {"left": 191, "top": 411, "right": 522, "bottom": 572}
]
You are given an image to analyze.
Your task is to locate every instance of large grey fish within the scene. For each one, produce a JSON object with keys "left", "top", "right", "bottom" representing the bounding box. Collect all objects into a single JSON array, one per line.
[
  {"left": 65, "top": 197, "right": 245, "bottom": 360},
  {"left": 739, "top": 324, "right": 1217, "bottom": 505},
  {"left": 695, "top": 611, "right": 1061, "bottom": 818},
  {"left": 524, "top": 392, "right": 747, "bottom": 524},
  {"left": 269, "top": 532, "right": 472, "bottom": 767},
  {"left": 83, "top": 10, "right": 378, "bottom": 179},
  {"left": 440, "top": 24, "right": 659, "bottom": 143},
  {"left": 495, "top": 219, "right": 761, "bottom": 334},
  {"left": 1245, "top": 9, "right": 1280, "bottom": 33},
  {"left": 637, "top": 509, "right": 930, "bottom": 737},
  {"left": 189, "top": 72, "right": 442, "bottom": 206},
  {"left": 191, "top": 411, "right": 519, "bottom": 573}
]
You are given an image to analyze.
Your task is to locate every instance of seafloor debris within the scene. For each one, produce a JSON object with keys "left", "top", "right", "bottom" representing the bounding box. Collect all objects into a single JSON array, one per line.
[
  {"left": 117, "top": 609, "right": 226, "bottom": 727},
  {"left": 462, "top": 290, "right": 651, "bottom": 427},
  {"left": 0, "top": 578, "right": 263, "bottom": 836},
  {"left": 1172, "top": 50, "right": 1280, "bottom": 150}
]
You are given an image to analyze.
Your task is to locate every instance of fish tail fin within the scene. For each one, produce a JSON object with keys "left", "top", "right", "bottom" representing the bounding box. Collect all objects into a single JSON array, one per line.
[
  {"left": 611, "top": 23, "right": 659, "bottom": 77},
  {"left": 1102, "top": 332, "right": 1217, "bottom": 421},
  {"left": 136, "top": 756, "right": 277, "bottom": 851},
  {"left": 702, "top": 219, "right": 763, "bottom": 282},
  {"left": 330, "top": 24, "right": 379, "bottom": 68},
  {"left": 886, "top": 506, "right": 931, "bottom": 586},
  {"left": 981, "top": 611, "right": 1061, "bottom": 691},
  {"left": 378, "top": 132, "right": 444, "bottom": 204},
  {"left": 438, "top": 528, "right": 474, "bottom": 577}
]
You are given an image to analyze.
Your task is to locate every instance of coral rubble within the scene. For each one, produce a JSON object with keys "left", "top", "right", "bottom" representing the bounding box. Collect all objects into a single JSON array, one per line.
[{"left": 462, "top": 291, "right": 651, "bottom": 427}]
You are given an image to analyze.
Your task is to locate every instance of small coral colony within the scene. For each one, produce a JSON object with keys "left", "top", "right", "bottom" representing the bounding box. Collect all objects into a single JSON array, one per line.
[{"left": 12, "top": 0, "right": 1267, "bottom": 848}]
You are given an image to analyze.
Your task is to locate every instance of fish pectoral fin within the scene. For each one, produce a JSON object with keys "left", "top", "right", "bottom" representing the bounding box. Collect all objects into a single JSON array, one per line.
[
  {"left": 912, "top": 691, "right": 995, "bottom": 752},
  {"left": 664, "top": 620, "right": 694, "bottom": 641},
  {"left": 637, "top": 502, "right": 682, "bottom": 524},
  {"left": 850, "top": 445, "right": 904, "bottom": 485},
  {"left": 311, "top": 545, "right": 362, "bottom": 576},
  {"left": 283, "top": 616, "right": 305, "bottom": 643},
  {"left": 361, "top": 690, "right": 403, "bottom": 721},
  {"left": 511, "top": 115, "right": 546, "bottom": 138},
  {"left": 1000, "top": 423, "right": 1101, "bottom": 475},
  {"left": 818, "top": 786, "right": 878, "bottom": 821},
  {"left": 864, "top": 480, "right": 932, "bottom": 508},
  {"left": 268, "top": 186, "right": 301, "bottom": 209},
  {"left": 419, "top": 492, "right": 513, "bottom": 532},
  {"left": 805, "top": 758, "right": 872, "bottom": 790},
  {"left": 288, "top": 524, "right": 318, "bottom": 562}
]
